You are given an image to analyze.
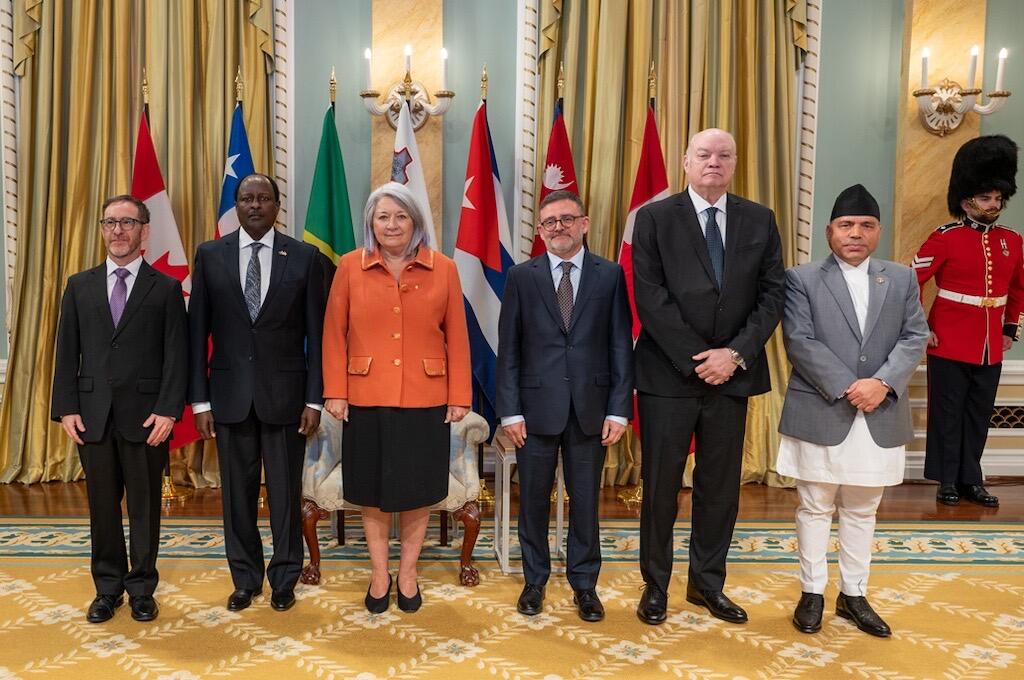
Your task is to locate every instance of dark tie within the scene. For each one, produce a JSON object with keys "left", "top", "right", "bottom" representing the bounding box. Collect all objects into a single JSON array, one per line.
[
  {"left": 556, "top": 260, "right": 574, "bottom": 330},
  {"left": 110, "top": 268, "right": 130, "bottom": 327},
  {"left": 244, "top": 242, "right": 263, "bottom": 322},
  {"left": 705, "top": 207, "right": 724, "bottom": 286}
]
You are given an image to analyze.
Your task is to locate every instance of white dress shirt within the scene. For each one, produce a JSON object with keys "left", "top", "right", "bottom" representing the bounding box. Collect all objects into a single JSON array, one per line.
[
  {"left": 688, "top": 184, "right": 728, "bottom": 246},
  {"left": 105, "top": 255, "right": 144, "bottom": 302},
  {"left": 501, "top": 248, "right": 627, "bottom": 429}
]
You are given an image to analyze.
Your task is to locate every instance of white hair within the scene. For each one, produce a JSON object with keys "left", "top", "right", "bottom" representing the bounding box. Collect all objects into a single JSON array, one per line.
[{"left": 362, "top": 182, "right": 430, "bottom": 257}]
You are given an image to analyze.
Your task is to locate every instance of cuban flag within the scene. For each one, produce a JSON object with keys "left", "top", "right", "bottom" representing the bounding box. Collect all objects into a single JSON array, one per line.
[
  {"left": 216, "top": 103, "right": 256, "bottom": 237},
  {"left": 454, "top": 101, "right": 513, "bottom": 437}
]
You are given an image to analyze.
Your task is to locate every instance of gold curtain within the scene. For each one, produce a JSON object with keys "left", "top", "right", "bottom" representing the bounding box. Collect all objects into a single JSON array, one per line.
[
  {"left": 537, "top": 0, "right": 806, "bottom": 488},
  {"left": 0, "top": 0, "right": 273, "bottom": 484}
]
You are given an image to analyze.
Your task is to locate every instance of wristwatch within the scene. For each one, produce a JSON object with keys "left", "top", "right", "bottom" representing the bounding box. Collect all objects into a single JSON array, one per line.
[
  {"left": 875, "top": 377, "right": 893, "bottom": 393},
  {"left": 727, "top": 348, "right": 746, "bottom": 370}
]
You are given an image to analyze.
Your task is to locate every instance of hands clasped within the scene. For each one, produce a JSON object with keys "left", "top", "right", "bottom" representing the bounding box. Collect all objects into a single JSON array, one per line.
[{"left": 693, "top": 348, "right": 737, "bottom": 386}]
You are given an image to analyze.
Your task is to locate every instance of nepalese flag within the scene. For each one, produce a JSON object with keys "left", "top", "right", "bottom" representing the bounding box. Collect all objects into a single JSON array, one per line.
[
  {"left": 531, "top": 98, "right": 578, "bottom": 256},
  {"left": 454, "top": 101, "right": 513, "bottom": 438},
  {"left": 216, "top": 103, "right": 256, "bottom": 237},
  {"left": 392, "top": 102, "right": 438, "bottom": 249},
  {"left": 131, "top": 111, "right": 200, "bottom": 451}
]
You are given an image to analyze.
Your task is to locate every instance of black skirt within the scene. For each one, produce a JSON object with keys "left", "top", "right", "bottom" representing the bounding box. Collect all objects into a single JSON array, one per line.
[{"left": 341, "top": 405, "right": 450, "bottom": 512}]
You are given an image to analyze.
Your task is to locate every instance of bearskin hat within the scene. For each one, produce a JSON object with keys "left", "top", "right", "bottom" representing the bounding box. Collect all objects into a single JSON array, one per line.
[{"left": 947, "top": 134, "right": 1019, "bottom": 217}]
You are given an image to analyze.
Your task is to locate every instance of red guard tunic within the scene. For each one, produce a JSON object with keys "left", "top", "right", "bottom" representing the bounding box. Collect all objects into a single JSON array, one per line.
[{"left": 913, "top": 218, "right": 1024, "bottom": 365}]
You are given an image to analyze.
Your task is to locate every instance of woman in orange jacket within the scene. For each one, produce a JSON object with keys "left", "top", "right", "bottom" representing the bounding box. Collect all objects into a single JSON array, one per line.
[{"left": 322, "top": 182, "right": 472, "bottom": 614}]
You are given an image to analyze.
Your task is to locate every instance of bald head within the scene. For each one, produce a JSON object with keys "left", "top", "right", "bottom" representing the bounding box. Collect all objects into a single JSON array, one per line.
[{"left": 684, "top": 128, "right": 737, "bottom": 203}]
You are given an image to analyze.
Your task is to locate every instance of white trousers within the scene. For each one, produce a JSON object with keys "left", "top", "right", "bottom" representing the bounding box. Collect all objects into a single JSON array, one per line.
[{"left": 795, "top": 481, "right": 885, "bottom": 596}]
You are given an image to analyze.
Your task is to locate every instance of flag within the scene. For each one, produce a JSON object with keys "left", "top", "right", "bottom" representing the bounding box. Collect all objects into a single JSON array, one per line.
[
  {"left": 304, "top": 107, "right": 356, "bottom": 262},
  {"left": 454, "top": 101, "right": 513, "bottom": 438},
  {"left": 618, "top": 105, "right": 670, "bottom": 436},
  {"left": 216, "top": 103, "right": 256, "bottom": 238},
  {"left": 532, "top": 98, "right": 578, "bottom": 256},
  {"left": 391, "top": 102, "right": 438, "bottom": 249},
  {"left": 131, "top": 111, "right": 200, "bottom": 450}
]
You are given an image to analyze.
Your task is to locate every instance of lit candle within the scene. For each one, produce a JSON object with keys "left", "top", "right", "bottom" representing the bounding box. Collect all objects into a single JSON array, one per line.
[
  {"left": 921, "top": 47, "right": 930, "bottom": 89},
  {"left": 996, "top": 47, "right": 1008, "bottom": 91},
  {"left": 441, "top": 48, "right": 449, "bottom": 90},
  {"left": 404, "top": 44, "right": 412, "bottom": 74},
  {"left": 363, "top": 48, "right": 372, "bottom": 90},
  {"left": 968, "top": 45, "right": 979, "bottom": 89}
]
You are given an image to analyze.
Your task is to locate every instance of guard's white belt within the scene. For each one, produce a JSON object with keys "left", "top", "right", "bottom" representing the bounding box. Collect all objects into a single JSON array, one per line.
[{"left": 936, "top": 288, "right": 1007, "bottom": 308}]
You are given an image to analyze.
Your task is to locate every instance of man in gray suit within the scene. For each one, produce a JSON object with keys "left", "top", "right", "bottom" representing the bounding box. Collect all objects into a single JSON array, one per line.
[{"left": 778, "top": 185, "right": 928, "bottom": 638}]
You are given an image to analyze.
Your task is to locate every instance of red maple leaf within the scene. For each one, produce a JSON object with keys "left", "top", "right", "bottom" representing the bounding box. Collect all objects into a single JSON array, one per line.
[{"left": 146, "top": 250, "right": 190, "bottom": 283}]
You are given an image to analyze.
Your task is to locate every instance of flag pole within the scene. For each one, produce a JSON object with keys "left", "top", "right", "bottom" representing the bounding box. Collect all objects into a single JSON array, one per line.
[
  {"left": 329, "top": 66, "right": 337, "bottom": 116},
  {"left": 474, "top": 63, "right": 495, "bottom": 506}
]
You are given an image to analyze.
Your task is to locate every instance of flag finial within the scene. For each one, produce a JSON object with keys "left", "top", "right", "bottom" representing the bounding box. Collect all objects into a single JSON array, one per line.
[
  {"left": 142, "top": 66, "right": 149, "bottom": 105},
  {"left": 648, "top": 60, "right": 657, "bottom": 100},
  {"left": 557, "top": 62, "right": 565, "bottom": 99},
  {"left": 329, "top": 66, "right": 337, "bottom": 104},
  {"left": 235, "top": 66, "right": 243, "bottom": 102},
  {"left": 481, "top": 64, "right": 488, "bottom": 100}
]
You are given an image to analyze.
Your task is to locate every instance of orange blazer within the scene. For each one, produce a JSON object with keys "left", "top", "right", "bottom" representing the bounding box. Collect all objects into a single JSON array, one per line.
[{"left": 323, "top": 247, "right": 472, "bottom": 408}]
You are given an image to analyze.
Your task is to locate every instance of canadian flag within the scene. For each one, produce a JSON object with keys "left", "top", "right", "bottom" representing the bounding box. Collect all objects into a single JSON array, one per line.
[
  {"left": 131, "top": 112, "right": 200, "bottom": 450},
  {"left": 532, "top": 99, "right": 578, "bottom": 256}
]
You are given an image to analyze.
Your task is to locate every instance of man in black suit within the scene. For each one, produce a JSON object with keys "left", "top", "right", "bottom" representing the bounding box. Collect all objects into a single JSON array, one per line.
[
  {"left": 188, "top": 173, "right": 324, "bottom": 613},
  {"left": 632, "top": 128, "right": 785, "bottom": 625},
  {"left": 497, "top": 190, "right": 633, "bottom": 622},
  {"left": 51, "top": 194, "right": 188, "bottom": 624}
]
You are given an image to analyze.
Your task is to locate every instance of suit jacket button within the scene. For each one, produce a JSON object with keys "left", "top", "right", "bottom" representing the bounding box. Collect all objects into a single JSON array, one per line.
[
  {"left": 393, "top": 359, "right": 401, "bottom": 366},
  {"left": 567, "top": 345, "right": 574, "bottom": 350},
  {"left": 107, "top": 378, "right": 113, "bottom": 385},
  {"left": 563, "top": 376, "right": 570, "bottom": 381},
  {"left": 248, "top": 355, "right": 254, "bottom": 361},
  {"left": 111, "top": 342, "right": 118, "bottom": 349},
  {"left": 860, "top": 355, "right": 867, "bottom": 362}
]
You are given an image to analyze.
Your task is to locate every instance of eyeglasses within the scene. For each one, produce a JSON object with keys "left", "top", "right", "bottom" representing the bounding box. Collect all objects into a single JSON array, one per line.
[
  {"left": 99, "top": 218, "right": 144, "bottom": 231},
  {"left": 538, "top": 214, "right": 585, "bottom": 231}
]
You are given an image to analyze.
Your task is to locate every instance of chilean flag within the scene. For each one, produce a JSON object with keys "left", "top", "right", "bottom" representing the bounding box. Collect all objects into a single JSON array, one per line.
[
  {"left": 215, "top": 103, "right": 256, "bottom": 238},
  {"left": 131, "top": 111, "right": 200, "bottom": 450},
  {"left": 454, "top": 101, "right": 513, "bottom": 437},
  {"left": 619, "top": 105, "right": 670, "bottom": 435},
  {"left": 531, "top": 99, "right": 578, "bottom": 256}
]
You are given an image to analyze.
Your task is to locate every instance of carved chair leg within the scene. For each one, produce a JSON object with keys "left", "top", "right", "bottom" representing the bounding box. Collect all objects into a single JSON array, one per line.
[
  {"left": 440, "top": 510, "right": 449, "bottom": 546},
  {"left": 300, "top": 499, "right": 329, "bottom": 585},
  {"left": 452, "top": 500, "right": 481, "bottom": 586}
]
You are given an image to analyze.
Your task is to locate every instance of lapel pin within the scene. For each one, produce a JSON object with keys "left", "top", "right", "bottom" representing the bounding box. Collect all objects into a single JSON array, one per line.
[
  {"left": 876, "top": 276, "right": 885, "bottom": 284},
  {"left": 278, "top": 250, "right": 287, "bottom": 256}
]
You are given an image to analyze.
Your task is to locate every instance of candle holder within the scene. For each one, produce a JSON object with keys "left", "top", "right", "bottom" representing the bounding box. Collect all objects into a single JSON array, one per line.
[
  {"left": 361, "top": 70, "right": 454, "bottom": 131},
  {"left": 913, "top": 47, "right": 1012, "bottom": 137}
]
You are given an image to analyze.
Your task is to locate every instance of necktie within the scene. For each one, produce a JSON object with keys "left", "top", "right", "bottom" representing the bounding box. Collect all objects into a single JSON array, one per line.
[
  {"left": 705, "top": 207, "right": 724, "bottom": 286},
  {"left": 244, "top": 242, "right": 263, "bottom": 322},
  {"left": 110, "top": 268, "right": 130, "bottom": 327},
  {"left": 556, "top": 260, "right": 574, "bottom": 330}
]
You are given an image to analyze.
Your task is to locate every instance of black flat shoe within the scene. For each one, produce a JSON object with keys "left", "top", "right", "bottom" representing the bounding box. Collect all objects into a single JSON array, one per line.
[
  {"left": 129, "top": 595, "right": 159, "bottom": 622},
  {"left": 365, "top": 573, "right": 392, "bottom": 614},
  {"left": 836, "top": 593, "right": 891, "bottom": 637},
  {"left": 959, "top": 484, "right": 999, "bottom": 507},
  {"left": 636, "top": 584, "right": 667, "bottom": 625},
  {"left": 270, "top": 589, "right": 296, "bottom": 611},
  {"left": 86, "top": 594, "right": 124, "bottom": 623},
  {"left": 573, "top": 589, "right": 605, "bottom": 622},
  {"left": 227, "top": 588, "right": 262, "bottom": 611},
  {"left": 936, "top": 484, "right": 960, "bottom": 506},
  {"left": 686, "top": 584, "right": 748, "bottom": 624},
  {"left": 516, "top": 583, "right": 545, "bottom": 616},
  {"left": 792, "top": 592, "right": 823, "bottom": 633},
  {"left": 397, "top": 582, "right": 422, "bottom": 613}
]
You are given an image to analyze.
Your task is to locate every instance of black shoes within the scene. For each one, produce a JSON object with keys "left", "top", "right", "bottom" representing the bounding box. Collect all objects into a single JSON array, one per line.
[
  {"left": 836, "top": 593, "right": 892, "bottom": 637},
  {"left": 86, "top": 594, "right": 124, "bottom": 623},
  {"left": 129, "top": 595, "right": 159, "bottom": 622},
  {"left": 572, "top": 589, "right": 605, "bottom": 622},
  {"left": 636, "top": 584, "right": 668, "bottom": 625},
  {"left": 517, "top": 583, "right": 545, "bottom": 616},
  {"left": 270, "top": 589, "right": 296, "bottom": 611},
  {"left": 365, "top": 573, "right": 392, "bottom": 614},
  {"left": 397, "top": 582, "right": 423, "bottom": 613},
  {"left": 936, "top": 484, "right": 960, "bottom": 505},
  {"left": 792, "top": 592, "right": 824, "bottom": 633},
  {"left": 686, "top": 585, "right": 748, "bottom": 624},
  {"left": 227, "top": 588, "right": 262, "bottom": 611},
  {"left": 960, "top": 484, "right": 999, "bottom": 507}
]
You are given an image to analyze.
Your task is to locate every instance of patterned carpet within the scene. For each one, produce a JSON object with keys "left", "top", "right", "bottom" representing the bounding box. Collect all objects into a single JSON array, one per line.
[{"left": 0, "top": 518, "right": 1022, "bottom": 679}]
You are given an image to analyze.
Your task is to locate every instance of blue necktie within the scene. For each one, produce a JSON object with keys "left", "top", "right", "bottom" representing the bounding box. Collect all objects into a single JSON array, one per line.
[{"left": 705, "top": 207, "right": 724, "bottom": 286}]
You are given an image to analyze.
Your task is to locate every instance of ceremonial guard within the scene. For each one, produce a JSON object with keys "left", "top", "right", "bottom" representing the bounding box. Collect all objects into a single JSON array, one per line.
[{"left": 913, "top": 135, "right": 1024, "bottom": 508}]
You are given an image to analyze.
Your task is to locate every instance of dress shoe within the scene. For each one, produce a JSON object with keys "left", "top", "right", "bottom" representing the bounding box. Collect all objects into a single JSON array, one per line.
[
  {"left": 686, "top": 585, "right": 748, "bottom": 624},
  {"left": 936, "top": 484, "right": 960, "bottom": 506},
  {"left": 86, "top": 594, "right": 124, "bottom": 623},
  {"left": 397, "top": 582, "right": 422, "bottom": 613},
  {"left": 365, "top": 573, "right": 392, "bottom": 614},
  {"left": 836, "top": 593, "right": 891, "bottom": 637},
  {"left": 572, "top": 589, "right": 605, "bottom": 622},
  {"left": 516, "top": 583, "right": 545, "bottom": 616},
  {"left": 270, "top": 589, "right": 296, "bottom": 611},
  {"left": 959, "top": 484, "right": 999, "bottom": 507},
  {"left": 792, "top": 592, "right": 823, "bottom": 633},
  {"left": 226, "top": 588, "right": 262, "bottom": 611},
  {"left": 129, "top": 595, "right": 159, "bottom": 622},
  {"left": 636, "top": 584, "right": 668, "bottom": 625}
]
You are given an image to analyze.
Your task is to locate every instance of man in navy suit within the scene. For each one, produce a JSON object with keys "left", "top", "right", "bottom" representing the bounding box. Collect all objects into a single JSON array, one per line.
[{"left": 497, "top": 190, "right": 633, "bottom": 622}]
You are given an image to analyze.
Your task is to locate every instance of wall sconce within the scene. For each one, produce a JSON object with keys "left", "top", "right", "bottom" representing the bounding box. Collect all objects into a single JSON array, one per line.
[
  {"left": 360, "top": 45, "right": 454, "bottom": 131},
  {"left": 913, "top": 46, "right": 1011, "bottom": 137}
]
